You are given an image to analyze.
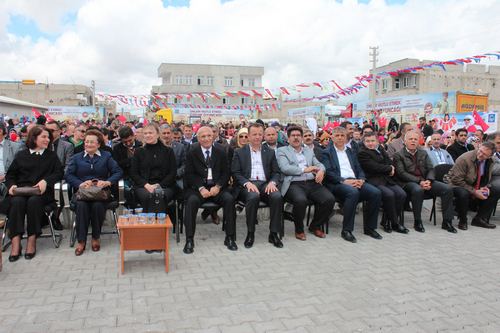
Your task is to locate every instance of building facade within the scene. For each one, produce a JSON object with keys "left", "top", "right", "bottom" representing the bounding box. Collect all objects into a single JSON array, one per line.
[
  {"left": 369, "top": 59, "right": 500, "bottom": 111},
  {"left": 151, "top": 63, "right": 265, "bottom": 109}
]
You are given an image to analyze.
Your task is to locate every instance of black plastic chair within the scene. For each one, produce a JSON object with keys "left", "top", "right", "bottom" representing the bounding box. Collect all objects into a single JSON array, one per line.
[{"left": 429, "top": 164, "right": 454, "bottom": 225}]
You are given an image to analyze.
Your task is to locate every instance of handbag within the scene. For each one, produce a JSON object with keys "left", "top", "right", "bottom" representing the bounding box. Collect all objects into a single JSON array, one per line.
[
  {"left": 148, "top": 185, "right": 166, "bottom": 213},
  {"left": 75, "top": 179, "right": 111, "bottom": 201},
  {"left": 11, "top": 187, "right": 41, "bottom": 196}
]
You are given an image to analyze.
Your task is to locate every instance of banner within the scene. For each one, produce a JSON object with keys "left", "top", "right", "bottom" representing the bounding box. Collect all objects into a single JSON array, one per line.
[
  {"left": 430, "top": 111, "right": 497, "bottom": 133},
  {"left": 46, "top": 106, "right": 106, "bottom": 122},
  {"left": 457, "top": 94, "right": 488, "bottom": 113},
  {"left": 286, "top": 106, "right": 326, "bottom": 126},
  {"left": 171, "top": 107, "right": 255, "bottom": 123}
]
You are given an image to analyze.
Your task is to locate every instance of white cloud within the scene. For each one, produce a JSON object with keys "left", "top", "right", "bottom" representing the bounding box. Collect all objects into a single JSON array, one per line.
[{"left": 1, "top": 0, "right": 500, "bottom": 106}]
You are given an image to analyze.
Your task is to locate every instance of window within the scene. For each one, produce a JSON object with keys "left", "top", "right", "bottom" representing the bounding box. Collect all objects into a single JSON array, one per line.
[
  {"left": 175, "top": 75, "right": 183, "bottom": 85},
  {"left": 394, "top": 78, "right": 400, "bottom": 90},
  {"left": 173, "top": 97, "right": 180, "bottom": 103},
  {"left": 241, "top": 97, "right": 248, "bottom": 104},
  {"left": 241, "top": 79, "right": 244, "bottom": 86},
  {"left": 185, "top": 75, "right": 192, "bottom": 85},
  {"left": 250, "top": 98, "right": 256, "bottom": 105},
  {"left": 186, "top": 97, "right": 192, "bottom": 103},
  {"left": 411, "top": 75, "right": 417, "bottom": 87},
  {"left": 403, "top": 77, "right": 409, "bottom": 88},
  {"left": 224, "top": 76, "right": 233, "bottom": 86},
  {"left": 248, "top": 78, "right": 255, "bottom": 87},
  {"left": 382, "top": 80, "right": 387, "bottom": 91},
  {"left": 207, "top": 76, "right": 214, "bottom": 86},
  {"left": 222, "top": 97, "right": 230, "bottom": 105},
  {"left": 197, "top": 76, "right": 204, "bottom": 85}
]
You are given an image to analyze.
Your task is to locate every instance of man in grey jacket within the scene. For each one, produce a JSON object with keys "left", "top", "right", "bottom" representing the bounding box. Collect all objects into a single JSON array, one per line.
[
  {"left": 387, "top": 122, "right": 412, "bottom": 159},
  {"left": 277, "top": 126, "right": 335, "bottom": 240},
  {"left": 393, "top": 131, "right": 456, "bottom": 233},
  {"left": 426, "top": 133, "right": 454, "bottom": 167}
]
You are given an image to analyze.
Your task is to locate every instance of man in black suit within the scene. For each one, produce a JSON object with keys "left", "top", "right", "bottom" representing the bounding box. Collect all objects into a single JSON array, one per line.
[
  {"left": 262, "top": 127, "right": 287, "bottom": 153},
  {"left": 183, "top": 126, "right": 237, "bottom": 254},
  {"left": 327, "top": 121, "right": 359, "bottom": 154},
  {"left": 173, "top": 128, "right": 190, "bottom": 152},
  {"left": 161, "top": 124, "right": 186, "bottom": 188},
  {"left": 447, "top": 128, "right": 475, "bottom": 161},
  {"left": 232, "top": 123, "right": 283, "bottom": 249},
  {"left": 303, "top": 129, "right": 322, "bottom": 161}
]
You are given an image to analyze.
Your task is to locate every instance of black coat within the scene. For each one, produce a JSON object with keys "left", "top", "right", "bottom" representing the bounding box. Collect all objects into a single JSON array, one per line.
[
  {"left": 446, "top": 141, "right": 475, "bottom": 162},
  {"left": 357, "top": 145, "right": 396, "bottom": 187},
  {"left": 112, "top": 140, "right": 141, "bottom": 181},
  {"left": 184, "top": 145, "right": 230, "bottom": 192},
  {"left": 131, "top": 141, "right": 177, "bottom": 189}
]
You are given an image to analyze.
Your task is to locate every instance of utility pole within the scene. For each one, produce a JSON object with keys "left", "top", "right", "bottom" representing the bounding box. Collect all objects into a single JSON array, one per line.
[
  {"left": 369, "top": 46, "right": 378, "bottom": 116},
  {"left": 90, "top": 80, "right": 96, "bottom": 107}
]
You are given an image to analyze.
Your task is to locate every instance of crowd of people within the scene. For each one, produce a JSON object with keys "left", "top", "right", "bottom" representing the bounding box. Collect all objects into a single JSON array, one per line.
[{"left": 1, "top": 111, "right": 500, "bottom": 262}]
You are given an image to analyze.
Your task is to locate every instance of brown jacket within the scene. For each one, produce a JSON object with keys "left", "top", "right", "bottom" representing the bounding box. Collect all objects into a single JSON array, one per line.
[
  {"left": 393, "top": 147, "right": 435, "bottom": 188},
  {"left": 443, "top": 150, "right": 494, "bottom": 195}
]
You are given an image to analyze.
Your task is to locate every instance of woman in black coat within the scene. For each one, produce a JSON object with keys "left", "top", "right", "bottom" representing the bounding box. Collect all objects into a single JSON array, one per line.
[
  {"left": 5, "top": 126, "right": 64, "bottom": 262},
  {"left": 131, "top": 122, "right": 177, "bottom": 213},
  {"left": 357, "top": 132, "right": 408, "bottom": 234}
]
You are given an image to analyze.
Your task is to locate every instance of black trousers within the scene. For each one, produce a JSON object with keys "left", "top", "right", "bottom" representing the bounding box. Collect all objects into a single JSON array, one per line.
[
  {"left": 134, "top": 187, "right": 175, "bottom": 213},
  {"left": 404, "top": 181, "right": 454, "bottom": 222},
  {"left": 9, "top": 195, "right": 48, "bottom": 239},
  {"left": 377, "top": 184, "right": 406, "bottom": 225},
  {"left": 184, "top": 187, "right": 236, "bottom": 239},
  {"left": 454, "top": 186, "right": 500, "bottom": 223},
  {"left": 237, "top": 181, "right": 282, "bottom": 234},
  {"left": 285, "top": 181, "right": 335, "bottom": 233},
  {"left": 75, "top": 200, "right": 107, "bottom": 242}
]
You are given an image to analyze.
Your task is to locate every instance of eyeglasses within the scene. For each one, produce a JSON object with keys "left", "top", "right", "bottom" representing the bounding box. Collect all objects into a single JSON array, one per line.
[
  {"left": 77, "top": 129, "right": 86, "bottom": 133},
  {"left": 478, "top": 149, "right": 492, "bottom": 158},
  {"left": 239, "top": 135, "right": 248, "bottom": 139}
]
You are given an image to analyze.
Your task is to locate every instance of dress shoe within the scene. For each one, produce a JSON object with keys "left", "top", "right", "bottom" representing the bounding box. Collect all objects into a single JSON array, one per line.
[
  {"left": 92, "top": 239, "right": 100, "bottom": 252},
  {"left": 52, "top": 218, "right": 64, "bottom": 231},
  {"left": 392, "top": 223, "right": 410, "bottom": 234},
  {"left": 364, "top": 228, "right": 383, "bottom": 240},
  {"left": 268, "top": 232, "right": 283, "bottom": 248},
  {"left": 211, "top": 212, "right": 220, "bottom": 225},
  {"left": 414, "top": 220, "right": 425, "bottom": 233},
  {"left": 382, "top": 221, "right": 392, "bottom": 233},
  {"left": 458, "top": 221, "right": 468, "bottom": 230},
  {"left": 9, "top": 246, "right": 22, "bottom": 262},
  {"left": 442, "top": 220, "right": 457, "bottom": 233},
  {"left": 75, "top": 243, "right": 86, "bottom": 256},
  {"left": 295, "top": 232, "right": 306, "bottom": 240},
  {"left": 308, "top": 226, "right": 326, "bottom": 238},
  {"left": 224, "top": 235, "right": 238, "bottom": 251},
  {"left": 471, "top": 217, "right": 497, "bottom": 229},
  {"left": 25, "top": 250, "right": 36, "bottom": 260},
  {"left": 201, "top": 209, "right": 209, "bottom": 221},
  {"left": 341, "top": 230, "right": 357, "bottom": 243},
  {"left": 284, "top": 212, "right": 294, "bottom": 222},
  {"left": 183, "top": 238, "right": 195, "bottom": 254},
  {"left": 244, "top": 233, "right": 255, "bottom": 248}
]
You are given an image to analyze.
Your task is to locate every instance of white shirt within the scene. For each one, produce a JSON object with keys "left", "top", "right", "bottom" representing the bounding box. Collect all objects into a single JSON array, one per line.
[
  {"left": 291, "top": 148, "right": 315, "bottom": 182},
  {"left": 249, "top": 147, "right": 266, "bottom": 181},
  {"left": 335, "top": 145, "right": 356, "bottom": 179},
  {"left": 430, "top": 146, "right": 446, "bottom": 164},
  {"left": 29, "top": 148, "right": 45, "bottom": 155}
]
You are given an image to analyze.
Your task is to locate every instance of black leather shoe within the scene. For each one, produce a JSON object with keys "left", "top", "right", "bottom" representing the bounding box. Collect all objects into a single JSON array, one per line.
[
  {"left": 382, "top": 221, "right": 392, "bottom": 233},
  {"left": 442, "top": 220, "right": 457, "bottom": 233},
  {"left": 392, "top": 223, "right": 410, "bottom": 234},
  {"left": 52, "top": 218, "right": 64, "bottom": 231},
  {"left": 458, "top": 221, "right": 468, "bottom": 230},
  {"left": 341, "top": 230, "right": 357, "bottom": 243},
  {"left": 224, "top": 235, "right": 238, "bottom": 251},
  {"left": 25, "top": 250, "right": 36, "bottom": 260},
  {"left": 284, "top": 212, "right": 294, "bottom": 222},
  {"left": 244, "top": 233, "right": 255, "bottom": 248},
  {"left": 183, "top": 238, "right": 194, "bottom": 254},
  {"left": 268, "top": 233, "right": 283, "bottom": 248},
  {"left": 364, "top": 228, "right": 383, "bottom": 240},
  {"left": 414, "top": 221, "right": 425, "bottom": 233},
  {"left": 9, "top": 246, "right": 22, "bottom": 263},
  {"left": 471, "top": 217, "right": 497, "bottom": 229}
]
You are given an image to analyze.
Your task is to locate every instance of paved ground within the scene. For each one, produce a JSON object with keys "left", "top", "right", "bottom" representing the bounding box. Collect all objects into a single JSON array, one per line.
[{"left": 1, "top": 207, "right": 500, "bottom": 333}]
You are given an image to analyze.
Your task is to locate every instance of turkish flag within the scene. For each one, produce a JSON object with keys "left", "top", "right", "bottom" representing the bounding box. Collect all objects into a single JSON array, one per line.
[
  {"left": 472, "top": 110, "right": 489, "bottom": 132},
  {"left": 32, "top": 107, "right": 54, "bottom": 121},
  {"left": 119, "top": 114, "right": 127, "bottom": 122}
]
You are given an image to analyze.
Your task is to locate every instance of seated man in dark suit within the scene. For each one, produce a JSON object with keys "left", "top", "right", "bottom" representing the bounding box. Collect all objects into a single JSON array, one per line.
[
  {"left": 277, "top": 126, "right": 335, "bottom": 240},
  {"left": 302, "top": 129, "right": 322, "bottom": 161},
  {"left": 183, "top": 126, "right": 237, "bottom": 254},
  {"left": 447, "top": 128, "right": 475, "bottom": 161},
  {"left": 321, "top": 126, "right": 382, "bottom": 243},
  {"left": 232, "top": 123, "right": 283, "bottom": 249},
  {"left": 262, "top": 127, "right": 287, "bottom": 153},
  {"left": 173, "top": 128, "right": 190, "bottom": 152},
  {"left": 357, "top": 132, "right": 408, "bottom": 234}
]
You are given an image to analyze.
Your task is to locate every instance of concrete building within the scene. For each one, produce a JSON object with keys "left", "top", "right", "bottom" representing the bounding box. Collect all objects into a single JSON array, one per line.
[
  {"left": 260, "top": 98, "right": 338, "bottom": 123},
  {"left": 0, "top": 81, "right": 95, "bottom": 108},
  {"left": 151, "top": 63, "right": 265, "bottom": 108},
  {"left": 0, "top": 95, "right": 48, "bottom": 120},
  {"left": 369, "top": 59, "right": 500, "bottom": 110}
]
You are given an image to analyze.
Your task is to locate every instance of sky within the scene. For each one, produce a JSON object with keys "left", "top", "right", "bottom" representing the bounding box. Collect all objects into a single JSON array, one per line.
[{"left": 2, "top": 0, "right": 500, "bottom": 114}]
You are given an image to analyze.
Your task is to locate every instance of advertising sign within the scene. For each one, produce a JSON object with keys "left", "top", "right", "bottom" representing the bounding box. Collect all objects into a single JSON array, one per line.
[
  {"left": 352, "top": 91, "right": 456, "bottom": 118},
  {"left": 46, "top": 107, "right": 105, "bottom": 122},
  {"left": 456, "top": 95, "right": 488, "bottom": 113},
  {"left": 286, "top": 106, "right": 326, "bottom": 126},
  {"left": 430, "top": 111, "right": 497, "bottom": 133},
  {"left": 172, "top": 107, "right": 254, "bottom": 123}
]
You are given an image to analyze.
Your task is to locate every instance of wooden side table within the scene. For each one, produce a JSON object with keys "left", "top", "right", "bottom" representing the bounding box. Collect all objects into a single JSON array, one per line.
[{"left": 117, "top": 216, "right": 173, "bottom": 274}]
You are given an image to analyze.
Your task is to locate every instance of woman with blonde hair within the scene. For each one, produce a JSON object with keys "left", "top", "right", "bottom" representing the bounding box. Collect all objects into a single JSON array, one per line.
[
  {"left": 228, "top": 128, "right": 249, "bottom": 166},
  {"left": 319, "top": 132, "right": 332, "bottom": 149}
]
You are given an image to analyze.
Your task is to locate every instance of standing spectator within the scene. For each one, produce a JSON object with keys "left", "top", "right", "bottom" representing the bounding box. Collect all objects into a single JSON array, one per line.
[{"left": 418, "top": 117, "right": 434, "bottom": 138}]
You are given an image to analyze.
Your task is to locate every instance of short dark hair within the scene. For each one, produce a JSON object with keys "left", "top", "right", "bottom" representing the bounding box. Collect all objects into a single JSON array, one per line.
[
  {"left": 487, "top": 131, "right": 500, "bottom": 142},
  {"left": 248, "top": 122, "right": 264, "bottom": 134},
  {"left": 419, "top": 117, "right": 426, "bottom": 122},
  {"left": 172, "top": 128, "right": 183, "bottom": 136},
  {"left": 455, "top": 128, "right": 468, "bottom": 137},
  {"left": 361, "top": 124, "right": 374, "bottom": 134},
  {"left": 437, "top": 129, "right": 444, "bottom": 135},
  {"left": 286, "top": 125, "right": 303, "bottom": 138},
  {"left": 26, "top": 125, "right": 53, "bottom": 149},
  {"left": 84, "top": 129, "right": 105, "bottom": 149},
  {"left": 0, "top": 122, "right": 6, "bottom": 137},
  {"left": 20, "top": 126, "right": 28, "bottom": 134},
  {"left": 362, "top": 131, "right": 378, "bottom": 141},
  {"left": 119, "top": 126, "right": 134, "bottom": 139},
  {"left": 47, "top": 120, "right": 62, "bottom": 130},
  {"left": 340, "top": 121, "right": 352, "bottom": 128},
  {"left": 184, "top": 124, "right": 193, "bottom": 130},
  {"left": 400, "top": 122, "right": 411, "bottom": 133},
  {"left": 476, "top": 129, "right": 484, "bottom": 135},
  {"left": 36, "top": 115, "right": 47, "bottom": 125},
  {"left": 482, "top": 141, "right": 497, "bottom": 153}
]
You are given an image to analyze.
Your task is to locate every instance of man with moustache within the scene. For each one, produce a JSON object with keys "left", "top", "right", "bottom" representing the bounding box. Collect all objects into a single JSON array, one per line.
[
  {"left": 302, "top": 129, "right": 322, "bottom": 161},
  {"left": 447, "top": 128, "right": 475, "bottom": 162}
]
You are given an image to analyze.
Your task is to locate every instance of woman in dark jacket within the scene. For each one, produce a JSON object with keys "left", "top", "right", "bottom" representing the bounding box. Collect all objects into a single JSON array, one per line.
[
  {"left": 357, "top": 132, "right": 408, "bottom": 234},
  {"left": 65, "top": 129, "right": 123, "bottom": 256},
  {"left": 131, "top": 122, "right": 177, "bottom": 212},
  {"left": 5, "top": 126, "right": 64, "bottom": 262}
]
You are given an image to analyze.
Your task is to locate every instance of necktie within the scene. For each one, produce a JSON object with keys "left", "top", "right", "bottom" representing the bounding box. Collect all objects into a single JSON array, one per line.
[
  {"left": 206, "top": 150, "right": 214, "bottom": 185},
  {"left": 205, "top": 150, "right": 210, "bottom": 167},
  {"left": 472, "top": 160, "right": 484, "bottom": 199}
]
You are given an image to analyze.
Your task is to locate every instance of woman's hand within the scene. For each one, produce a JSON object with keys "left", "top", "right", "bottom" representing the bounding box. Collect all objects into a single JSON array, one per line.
[
  {"left": 34, "top": 180, "right": 47, "bottom": 194},
  {"left": 8, "top": 185, "right": 17, "bottom": 196},
  {"left": 97, "top": 180, "right": 111, "bottom": 187},
  {"left": 144, "top": 183, "right": 157, "bottom": 193},
  {"left": 79, "top": 180, "right": 93, "bottom": 188}
]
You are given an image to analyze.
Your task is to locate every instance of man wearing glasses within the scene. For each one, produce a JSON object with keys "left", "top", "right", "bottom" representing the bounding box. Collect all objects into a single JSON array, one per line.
[
  {"left": 444, "top": 141, "right": 500, "bottom": 230},
  {"left": 66, "top": 122, "right": 86, "bottom": 153}
]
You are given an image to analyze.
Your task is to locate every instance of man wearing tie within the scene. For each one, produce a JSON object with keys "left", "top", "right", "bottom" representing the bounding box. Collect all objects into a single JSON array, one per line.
[
  {"left": 183, "top": 126, "right": 237, "bottom": 254},
  {"left": 231, "top": 123, "right": 283, "bottom": 248},
  {"left": 426, "top": 133, "right": 454, "bottom": 167}
]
